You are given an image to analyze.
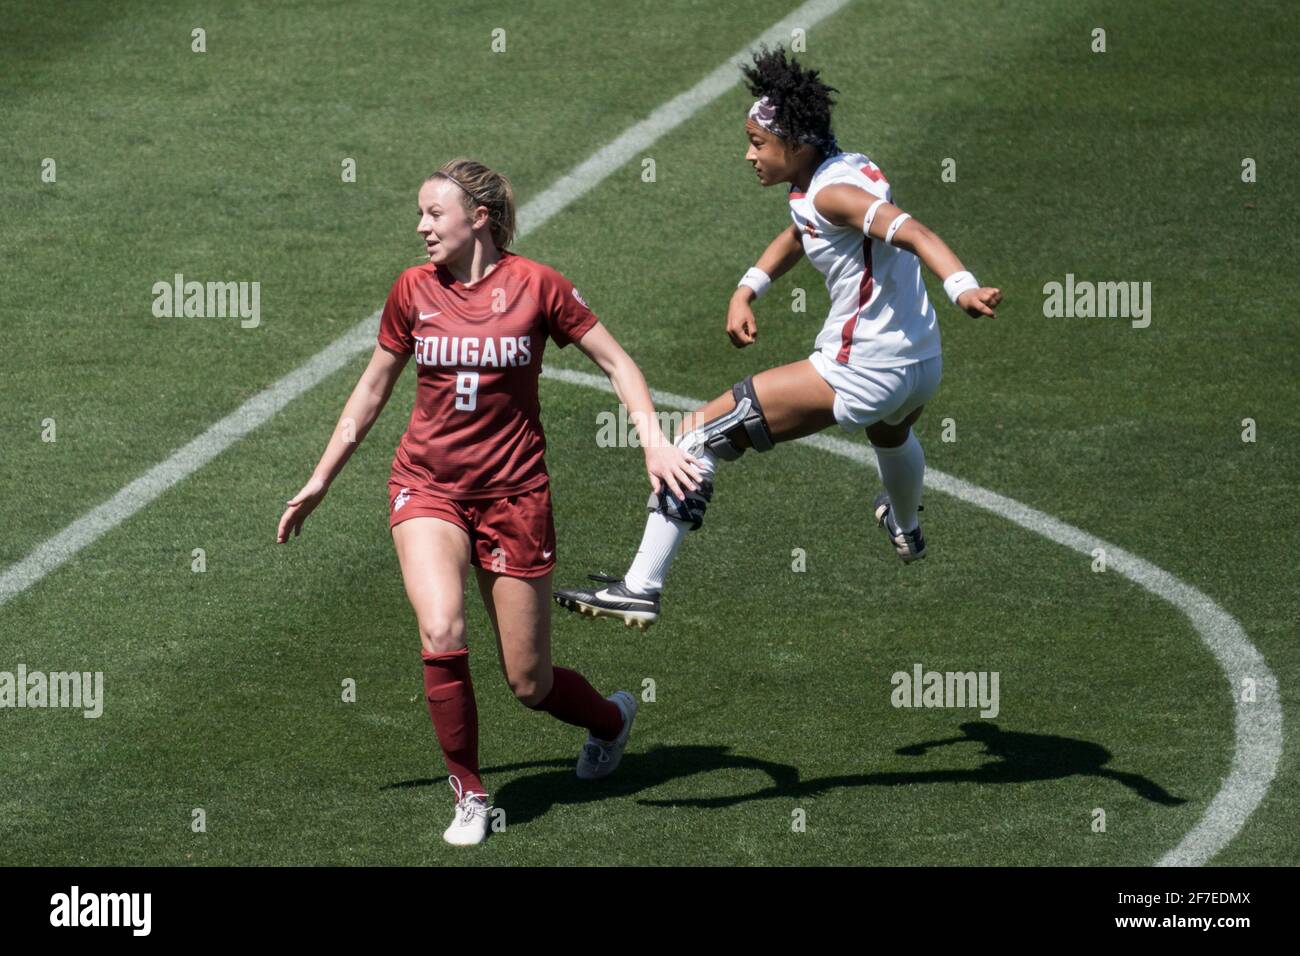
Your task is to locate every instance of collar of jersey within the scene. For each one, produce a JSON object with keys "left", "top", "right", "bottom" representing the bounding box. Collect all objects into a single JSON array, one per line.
[
  {"left": 790, "top": 150, "right": 848, "bottom": 198},
  {"left": 435, "top": 249, "right": 516, "bottom": 292}
]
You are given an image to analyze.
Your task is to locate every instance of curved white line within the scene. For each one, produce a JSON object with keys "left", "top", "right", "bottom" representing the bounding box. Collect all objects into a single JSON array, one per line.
[{"left": 542, "top": 366, "right": 1283, "bottom": 867}]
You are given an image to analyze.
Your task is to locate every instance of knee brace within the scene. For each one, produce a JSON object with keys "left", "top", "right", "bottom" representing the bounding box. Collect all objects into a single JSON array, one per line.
[
  {"left": 676, "top": 375, "right": 775, "bottom": 462},
  {"left": 728, "top": 375, "right": 775, "bottom": 453}
]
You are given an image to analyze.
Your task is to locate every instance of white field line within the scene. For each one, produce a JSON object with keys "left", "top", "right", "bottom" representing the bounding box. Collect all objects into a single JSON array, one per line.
[{"left": 543, "top": 365, "right": 1282, "bottom": 868}]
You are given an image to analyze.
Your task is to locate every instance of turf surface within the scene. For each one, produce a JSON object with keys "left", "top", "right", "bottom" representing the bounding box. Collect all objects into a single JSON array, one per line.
[{"left": 0, "top": 0, "right": 1295, "bottom": 865}]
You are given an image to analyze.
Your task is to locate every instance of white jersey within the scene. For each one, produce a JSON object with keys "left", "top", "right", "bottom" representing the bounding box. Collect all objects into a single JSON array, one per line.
[{"left": 789, "top": 150, "right": 940, "bottom": 368}]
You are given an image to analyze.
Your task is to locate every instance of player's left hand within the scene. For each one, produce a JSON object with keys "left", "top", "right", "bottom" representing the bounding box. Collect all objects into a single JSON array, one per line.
[
  {"left": 644, "top": 442, "right": 704, "bottom": 501},
  {"left": 277, "top": 476, "right": 329, "bottom": 543},
  {"left": 957, "top": 287, "right": 1002, "bottom": 318}
]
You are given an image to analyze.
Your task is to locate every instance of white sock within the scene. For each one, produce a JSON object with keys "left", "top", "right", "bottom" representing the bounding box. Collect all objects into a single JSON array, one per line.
[
  {"left": 873, "top": 432, "right": 925, "bottom": 532},
  {"left": 623, "top": 447, "right": 718, "bottom": 594}
]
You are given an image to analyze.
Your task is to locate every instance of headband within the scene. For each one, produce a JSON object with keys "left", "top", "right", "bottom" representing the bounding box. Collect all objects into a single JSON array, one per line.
[{"left": 746, "top": 96, "right": 839, "bottom": 154}]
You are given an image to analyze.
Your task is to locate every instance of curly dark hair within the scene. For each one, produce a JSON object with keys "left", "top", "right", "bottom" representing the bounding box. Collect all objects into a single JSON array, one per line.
[{"left": 740, "top": 45, "right": 839, "bottom": 154}]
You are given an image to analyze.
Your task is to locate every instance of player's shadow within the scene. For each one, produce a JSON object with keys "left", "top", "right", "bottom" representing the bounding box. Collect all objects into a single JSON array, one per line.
[
  {"left": 383, "top": 722, "right": 1183, "bottom": 823},
  {"left": 383, "top": 743, "right": 794, "bottom": 825},
  {"left": 637, "top": 722, "right": 1187, "bottom": 810}
]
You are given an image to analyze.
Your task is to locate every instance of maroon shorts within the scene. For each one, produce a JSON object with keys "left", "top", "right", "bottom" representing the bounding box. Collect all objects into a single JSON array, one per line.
[{"left": 387, "top": 480, "right": 556, "bottom": 579}]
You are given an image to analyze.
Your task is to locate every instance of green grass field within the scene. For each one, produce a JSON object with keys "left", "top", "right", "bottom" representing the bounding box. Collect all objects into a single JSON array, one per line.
[{"left": 1, "top": 0, "right": 1296, "bottom": 866}]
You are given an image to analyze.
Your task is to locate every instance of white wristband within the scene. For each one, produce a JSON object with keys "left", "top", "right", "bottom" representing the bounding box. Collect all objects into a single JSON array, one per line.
[
  {"left": 738, "top": 266, "right": 772, "bottom": 299},
  {"left": 943, "top": 270, "right": 979, "bottom": 306}
]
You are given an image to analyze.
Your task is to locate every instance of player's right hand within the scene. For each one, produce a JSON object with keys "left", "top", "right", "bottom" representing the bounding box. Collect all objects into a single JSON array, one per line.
[
  {"left": 726, "top": 297, "right": 759, "bottom": 348},
  {"left": 957, "top": 286, "right": 1002, "bottom": 318},
  {"left": 277, "top": 476, "right": 329, "bottom": 543}
]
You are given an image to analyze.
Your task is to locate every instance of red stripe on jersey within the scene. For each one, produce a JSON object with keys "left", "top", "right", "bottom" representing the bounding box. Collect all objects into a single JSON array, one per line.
[
  {"left": 837, "top": 235, "right": 874, "bottom": 363},
  {"left": 859, "top": 164, "right": 887, "bottom": 184},
  {"left": 789, "top": 190, "right": 806, "bottom": 200}
]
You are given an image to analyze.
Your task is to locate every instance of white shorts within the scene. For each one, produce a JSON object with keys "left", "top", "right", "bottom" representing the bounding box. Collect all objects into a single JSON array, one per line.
[{"left": 808, "top": 351, "right": 943, "bottom": 432}]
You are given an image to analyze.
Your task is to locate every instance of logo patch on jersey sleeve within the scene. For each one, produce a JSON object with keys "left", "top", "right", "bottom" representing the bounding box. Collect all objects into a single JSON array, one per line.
[
  {"left": 859, "top": 163, "right": 888, "bottom": 185},
  {"left": 572, "top": 287, "right": 589, "bottom": 309}
]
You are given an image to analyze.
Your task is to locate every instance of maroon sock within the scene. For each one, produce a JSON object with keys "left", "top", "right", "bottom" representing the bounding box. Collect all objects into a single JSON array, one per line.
[
  {"left": 421, "top": 649, "right": 484, "bottom": 799},
  {"left": 531, "top": 667, "right": 623, "bottom": 740}
]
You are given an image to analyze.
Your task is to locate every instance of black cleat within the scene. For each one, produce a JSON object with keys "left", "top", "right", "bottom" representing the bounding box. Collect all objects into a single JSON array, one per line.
[
  {"left": 554, "top": 574, "right": 660, "bottom": 631},
  {"left": 873, "top": 492, "right": 927, "bottom": 563}
]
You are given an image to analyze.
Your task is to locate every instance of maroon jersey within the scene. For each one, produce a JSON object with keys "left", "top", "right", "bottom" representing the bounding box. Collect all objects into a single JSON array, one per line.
[{"left": 377, "top": 250, "right": 598, "bottom": 498}]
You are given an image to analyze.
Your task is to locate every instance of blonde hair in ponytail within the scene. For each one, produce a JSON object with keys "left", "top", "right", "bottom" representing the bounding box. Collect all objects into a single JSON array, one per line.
[{"left": 427, "top": 158, "right": 517, "bottom": 250}]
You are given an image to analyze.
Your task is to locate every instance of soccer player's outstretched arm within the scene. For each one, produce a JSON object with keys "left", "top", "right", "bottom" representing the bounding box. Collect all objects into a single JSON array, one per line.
[
  {"left": 814, "top": 184, "right": 1002, "bottom": 318},
  {"left": 727, "top": 223, "right": 804, "bottom": 347},
  {"left": 573, "top": 322, "right": 704, "bottom": 501},
  {"left": 276, "top": 344, "right": 410, "bottom": 543}
]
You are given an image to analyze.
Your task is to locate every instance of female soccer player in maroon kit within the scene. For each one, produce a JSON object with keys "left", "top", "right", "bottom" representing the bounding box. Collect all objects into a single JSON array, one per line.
[{"left": 276, "top": 159, "right": 701, "bottom": 845}]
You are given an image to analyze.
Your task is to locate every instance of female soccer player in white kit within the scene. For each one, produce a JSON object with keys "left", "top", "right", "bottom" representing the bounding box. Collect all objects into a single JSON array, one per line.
[{"left": 554, "top": 46, "right": 1001, "bottom": 628}]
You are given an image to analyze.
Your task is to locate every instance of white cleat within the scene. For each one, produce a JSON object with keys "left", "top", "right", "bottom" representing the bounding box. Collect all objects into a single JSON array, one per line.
[
  {"left": 576, "top": 690, "right": 638, "bottom": 781},
  {"left": 442, "top": 775, "right": 492, "bottom": 846}
]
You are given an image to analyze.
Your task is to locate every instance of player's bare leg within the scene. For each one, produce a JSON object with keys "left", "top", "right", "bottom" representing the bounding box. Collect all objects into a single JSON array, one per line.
[
  {"left": 393, "top": 517, "right": 471, "bottom": 656},
  {"left": 554, "top": 359, "right": 836, "bottom": 626},
  {"left": 864, "top": 407, "right": 923, "bottom": 449},
  {"left": 473, "top": 569, "right": 553, "bottom": 705},
  {"left": 681, "top": 358, "right": 838, "bottom": 443},
  {"left": 392, "top": 517, "right": 490, "bottom": 845},
  {"left": 476, "top": 569, "right": 636, "bottom": 779}
]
